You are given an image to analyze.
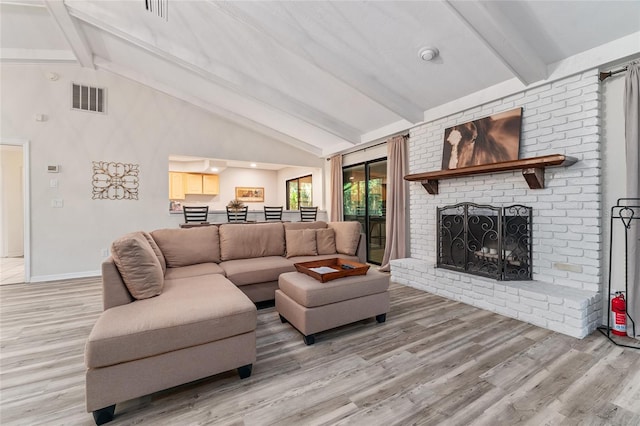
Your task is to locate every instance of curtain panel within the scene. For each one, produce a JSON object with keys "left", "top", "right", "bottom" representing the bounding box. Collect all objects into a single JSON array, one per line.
[
  {"left": 380, "top": 135, "right": 407, "bottom": 272},
  {"left": 624, "top": 61, "right": 640, "bottom": 338},
  {"left": 329, "top": 155, "right": 343, "bottom": 222}
]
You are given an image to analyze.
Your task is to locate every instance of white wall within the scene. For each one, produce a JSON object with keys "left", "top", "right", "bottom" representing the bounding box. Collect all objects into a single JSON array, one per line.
[
  {"left": 0, "top": 63, "right": 323, "bottom": 280},
  {"left": 218, "top": 167, "right": 278, "bottom": 208},
  {"left": 0, "top": 145, "right": 24, "bottom": 257}
]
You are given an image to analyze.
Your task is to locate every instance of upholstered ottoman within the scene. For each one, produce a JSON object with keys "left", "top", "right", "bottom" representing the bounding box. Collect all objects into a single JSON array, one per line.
[{"left": 275, "top": 270, "right": 390, "bottom": 345}]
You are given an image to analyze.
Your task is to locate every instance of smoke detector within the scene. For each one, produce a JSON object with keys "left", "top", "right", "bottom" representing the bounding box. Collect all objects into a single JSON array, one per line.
[{"left": 419, "top": 47, "right": 439, "bottom": 61}]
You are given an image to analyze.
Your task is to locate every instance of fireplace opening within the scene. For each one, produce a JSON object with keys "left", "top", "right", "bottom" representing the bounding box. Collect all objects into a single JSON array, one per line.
[{"left": 437, "top": 202, "right": 532, "bottom": 280}]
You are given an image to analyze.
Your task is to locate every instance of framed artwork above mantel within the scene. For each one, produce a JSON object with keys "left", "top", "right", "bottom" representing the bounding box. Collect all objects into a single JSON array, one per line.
[
  {"left": 441, "top": 107, "right": 523, "bottom": 170},
  {"left": 235, "top": 187, "right": 264, "bottom": 202}
]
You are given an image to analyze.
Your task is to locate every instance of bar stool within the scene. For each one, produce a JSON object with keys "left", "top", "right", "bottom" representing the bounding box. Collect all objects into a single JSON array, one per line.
[{"left": 264, "top": 206, "right": 283, "bottom": 221}]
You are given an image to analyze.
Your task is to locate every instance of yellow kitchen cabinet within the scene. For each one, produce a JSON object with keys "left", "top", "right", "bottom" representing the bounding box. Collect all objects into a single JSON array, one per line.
[
  {"left": 184, "top": 173, "right": 203, "bottom": 194},
  {"left": 202, "top": 174, "right": 219, "bottom": 195},
  {"left": 169, "top": 172, "right": 185, "bottom": 200}
]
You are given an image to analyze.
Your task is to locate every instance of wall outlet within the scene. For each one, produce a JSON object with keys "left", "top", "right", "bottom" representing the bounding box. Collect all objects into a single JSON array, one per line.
[
  {"left": 101, "top": 248, "right": 110, "bottom": 258},
  {"left": 51, "top": 198, "right": 63, "bottom": 208}
]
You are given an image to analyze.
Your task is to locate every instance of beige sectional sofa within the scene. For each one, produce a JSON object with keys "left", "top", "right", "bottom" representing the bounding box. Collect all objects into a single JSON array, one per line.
[{"left": 85, "top": 221, "right": 364, "bottom": 424}]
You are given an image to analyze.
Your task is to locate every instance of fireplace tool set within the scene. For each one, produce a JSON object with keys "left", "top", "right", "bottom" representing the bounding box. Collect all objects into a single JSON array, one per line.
[{"left": 598, "top": 198, "right": 639, "bottom": 349}]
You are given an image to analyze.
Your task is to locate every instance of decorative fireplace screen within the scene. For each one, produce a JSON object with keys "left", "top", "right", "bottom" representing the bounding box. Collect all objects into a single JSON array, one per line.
[{"left": 437, "top": 202, "right": 532, "bottom": 280}]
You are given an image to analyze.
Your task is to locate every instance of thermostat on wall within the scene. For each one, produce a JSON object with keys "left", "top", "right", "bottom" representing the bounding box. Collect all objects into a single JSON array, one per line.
[{"left": 47, "top": 165, "right": 60, "bottom": 173}]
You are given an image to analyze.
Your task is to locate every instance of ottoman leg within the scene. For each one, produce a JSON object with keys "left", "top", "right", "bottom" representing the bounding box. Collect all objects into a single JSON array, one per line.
[
  {"left": 237, "top": 364, "right": 253, "bottom": 379},
  {"left": 279, "top": 314, "right": 288, "bottom": 324},
  {"left": 92, "top": 405, "right": 115, "bottom": 425},
  {"left": 376, "top": 313, "right": 387, "bottom": 323},
  {"left": 303, "top": 334, "right": 316, "bottom": 345}
]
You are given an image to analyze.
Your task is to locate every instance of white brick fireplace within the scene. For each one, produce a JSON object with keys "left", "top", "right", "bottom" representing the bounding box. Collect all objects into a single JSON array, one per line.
[{"left": 391, "top": 69, "right": 603, "bottom": 339}]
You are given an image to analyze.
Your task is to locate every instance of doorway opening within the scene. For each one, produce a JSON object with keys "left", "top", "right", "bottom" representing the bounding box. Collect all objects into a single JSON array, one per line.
[
  {"left": 343, "top": 158, "right": 387, "bottom": 264},
  {"left": 0, "top": 140, "right": 30, "bottom": 284}
]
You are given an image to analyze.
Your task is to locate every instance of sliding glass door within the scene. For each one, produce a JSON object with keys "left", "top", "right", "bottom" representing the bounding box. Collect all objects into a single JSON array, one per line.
[{"left": 343, "top": 158, "right": 387, "bottom": 264}]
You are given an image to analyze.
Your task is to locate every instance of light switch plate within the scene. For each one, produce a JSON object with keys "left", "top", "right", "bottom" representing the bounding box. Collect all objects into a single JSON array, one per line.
[
  {"left": 51, "top": 199, "right": 63, "bottom": 208},
  {"left": 49, "top": 179, "right": 58, "bottom": 188}
]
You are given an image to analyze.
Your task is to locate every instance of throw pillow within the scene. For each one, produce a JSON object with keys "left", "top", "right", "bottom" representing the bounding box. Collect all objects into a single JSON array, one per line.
[
  {"left": 143, "top": 231, "right": 166, "bottom": 274},
  {"left": 328, "top": 221, "right": 361, "bottom": 256},
  {"left": 111, "top": 232, "right": 164, "bottom": 300},
  {"left": 285, "top": 229, "right": 318, "bottom": 258},
  {"left": 316, "top": 228, "right": 337, "bottom": 255}
]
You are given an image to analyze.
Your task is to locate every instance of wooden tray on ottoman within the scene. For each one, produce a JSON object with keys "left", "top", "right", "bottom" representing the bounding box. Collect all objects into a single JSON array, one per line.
[{"left": 294, "top": 258, "right": 370, "bottom": 283}]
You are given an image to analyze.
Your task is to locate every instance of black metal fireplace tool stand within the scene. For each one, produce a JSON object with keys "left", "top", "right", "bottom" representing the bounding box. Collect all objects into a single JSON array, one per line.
[{"left": 598, "top": 198, "right": 640, "bottom": 349}]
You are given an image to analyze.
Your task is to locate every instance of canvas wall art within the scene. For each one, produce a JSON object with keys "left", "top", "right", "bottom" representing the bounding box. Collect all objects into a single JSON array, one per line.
[{"left": 441, "top": 107, "right": 523, "bottom": 170}]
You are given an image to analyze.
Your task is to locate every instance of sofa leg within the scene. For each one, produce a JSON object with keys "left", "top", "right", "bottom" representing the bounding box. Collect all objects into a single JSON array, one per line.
[
  {"left": 237, "top": 364, "right": 253, "bottom": 379},
  {"left": 279, "top": 314, "right": 288, "bottom": 324},
  {"left": 303, "top": 334, "right": 316, "bottom": 345},
  {"left": 92, "top": 405, "right": 115, "bottom": 425},
  {"left": 376, "top": 313, "right": 387, "bottom": 323}
]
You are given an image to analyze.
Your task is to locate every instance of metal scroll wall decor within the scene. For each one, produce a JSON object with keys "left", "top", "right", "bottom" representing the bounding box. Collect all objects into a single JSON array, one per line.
[{"left": 92, "top": 161, "right": 139, "bottom": 200}]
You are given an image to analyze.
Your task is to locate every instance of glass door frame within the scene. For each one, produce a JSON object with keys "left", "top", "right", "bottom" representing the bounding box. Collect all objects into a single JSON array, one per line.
[{"left": 342, "top": 157, "right": 387, "bottom": 265}]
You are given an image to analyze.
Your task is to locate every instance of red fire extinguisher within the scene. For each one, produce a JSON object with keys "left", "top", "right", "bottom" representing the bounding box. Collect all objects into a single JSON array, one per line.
[{"left": 611, "top": 292, "right": 627, "bottom": 336}]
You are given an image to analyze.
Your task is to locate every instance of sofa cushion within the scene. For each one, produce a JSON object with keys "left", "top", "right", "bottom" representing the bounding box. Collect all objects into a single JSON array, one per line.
[
  {"left": 328, "top": 221, "right": 362, "bottom": 256},
  {"left": 143, "top": 231, "right": 166, "bottom": 274},
  {"left": 316, "top": 228, "right": 337, "bottom": 255},
  {"left": 164, "top": 263, "right": 225, "bottom": 280},
  {"left": 219, "top": 256, "right": 296, "bottom": 286},
  {"left": 151, "top": 226, "right": 220, "bottom": 267},
  {"left": 219, "top": 223, "right": 285, "bottom": 261},
  {"left": 85, "top": 274, "right": 256, "bottom": 368},
  {"left": 283, "top": 221, "right": 327, "bottom": 231},
  {"left": 285, "top": 229, "right": 317, "bottom": 258},
  {"left": 110, "top": 232, "right": 164, "bottom": 300}
]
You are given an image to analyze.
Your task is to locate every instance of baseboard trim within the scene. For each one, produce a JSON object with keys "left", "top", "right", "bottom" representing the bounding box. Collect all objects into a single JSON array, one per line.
[{"left": 30, "top": 270, "right": 101, "bottom": 283}]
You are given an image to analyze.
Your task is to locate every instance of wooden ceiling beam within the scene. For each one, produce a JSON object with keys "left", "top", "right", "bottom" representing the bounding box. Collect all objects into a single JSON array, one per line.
[
  {"left": 444, "top": 0, "right": 548, "bottom": 85},
  {"left": 213, "top": 2, "right": 425, "bottom": 124},
  {"left": 67, "top": 8, "right": 361, "bottom": 145},
  {"left": 44, "top": 0, "right": 94, "bottom": 69}
]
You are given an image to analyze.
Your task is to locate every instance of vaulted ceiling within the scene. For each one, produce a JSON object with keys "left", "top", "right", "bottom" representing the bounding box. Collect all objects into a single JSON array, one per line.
[{"left": 2, "top": 0, "right": 640, "bottom": 157}]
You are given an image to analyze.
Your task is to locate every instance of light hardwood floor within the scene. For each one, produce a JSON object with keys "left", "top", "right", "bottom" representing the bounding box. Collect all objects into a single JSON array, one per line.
[{"left": 1, "top": 277, "right": 639, "bottom": 426}]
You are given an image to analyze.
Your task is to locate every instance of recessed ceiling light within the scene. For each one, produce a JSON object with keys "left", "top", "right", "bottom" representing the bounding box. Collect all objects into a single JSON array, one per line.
[
  {"left": 211, "top": 167, "right": 219, "bottom": 172},
  {"left": 419, "top": 47, "right": 439, "bottom": 61},
  {"left": 250, "top": 163, "right": 257, "bottom": 168}
]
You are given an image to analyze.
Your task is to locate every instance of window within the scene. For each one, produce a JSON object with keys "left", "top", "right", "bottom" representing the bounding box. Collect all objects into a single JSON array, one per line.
[{"left": 286, "top": 175, "right": 312, "bottom": 210}]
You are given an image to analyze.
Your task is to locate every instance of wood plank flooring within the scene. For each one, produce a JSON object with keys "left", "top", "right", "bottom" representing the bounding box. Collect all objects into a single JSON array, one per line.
[{"left": 1, "top": 277, "right": 639, "bottom": 425}]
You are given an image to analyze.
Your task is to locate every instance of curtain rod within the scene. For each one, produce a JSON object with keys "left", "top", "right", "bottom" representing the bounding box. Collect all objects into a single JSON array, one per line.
[
  {"left": 599, "top": 66, "right": 628, "bottom": 82},
  {"left": 327, "top": 133, "right": 409, "bottom": 160}
]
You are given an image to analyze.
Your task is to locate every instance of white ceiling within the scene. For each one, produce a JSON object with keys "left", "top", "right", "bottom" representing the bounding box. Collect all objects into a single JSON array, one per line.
[{"left": 2, "top": 0, "right": 640, "bottom": 157}]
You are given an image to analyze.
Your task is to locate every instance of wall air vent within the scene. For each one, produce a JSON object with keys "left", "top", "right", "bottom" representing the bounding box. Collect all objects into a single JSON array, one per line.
[
  {"left": 72, "top": 83, "right": 106, "bottom": 114},
  {"left": 145, "top": 0, "right": 168, "bottom": 20}
]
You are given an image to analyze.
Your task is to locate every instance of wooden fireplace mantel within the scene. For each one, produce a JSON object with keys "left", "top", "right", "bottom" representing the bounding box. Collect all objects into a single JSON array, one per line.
[{"left": 404, "top": 154, "right": 578, "bottom": 195}]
